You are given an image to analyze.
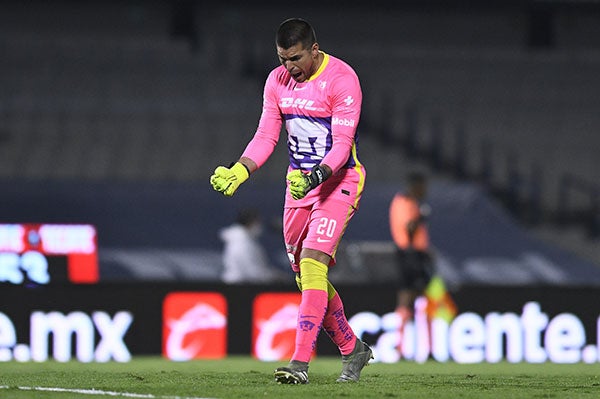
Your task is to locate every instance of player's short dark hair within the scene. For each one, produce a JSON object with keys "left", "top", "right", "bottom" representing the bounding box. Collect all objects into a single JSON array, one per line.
[
  {"left": 407, "top": 171, "right": 427, "bottom": 186},
  {"left": 276, "top": 18, "right": 317, "bottom": 50}
]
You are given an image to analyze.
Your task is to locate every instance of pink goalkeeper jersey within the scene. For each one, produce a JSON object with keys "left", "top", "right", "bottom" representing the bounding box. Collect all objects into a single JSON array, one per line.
[{"left": 242, "top": 52, "right": 366, "bottom": 208}]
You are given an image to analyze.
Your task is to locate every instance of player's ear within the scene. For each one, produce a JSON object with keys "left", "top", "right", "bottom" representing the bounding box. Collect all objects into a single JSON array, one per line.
[{"left": 311, "top": 42, "right": 319, "bottom": 57}]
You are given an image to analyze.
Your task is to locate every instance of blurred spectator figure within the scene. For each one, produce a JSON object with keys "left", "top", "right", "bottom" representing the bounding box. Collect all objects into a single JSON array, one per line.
[
  {"left": 220, "top": 208, "right": 286, "bottom": 284},
  {"left": 389, "top": 172, "right": 434, "bottom": 329}
]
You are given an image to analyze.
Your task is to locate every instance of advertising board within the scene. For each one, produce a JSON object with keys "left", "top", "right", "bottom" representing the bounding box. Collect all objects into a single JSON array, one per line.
[{"left": 1, "top": 284, "right": 598, "bottom": 364}]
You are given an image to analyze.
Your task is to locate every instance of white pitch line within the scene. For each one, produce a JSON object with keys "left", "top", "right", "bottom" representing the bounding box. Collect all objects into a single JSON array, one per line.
[{"left": 0, "top": 385, "right": 217, "bottom": 399}]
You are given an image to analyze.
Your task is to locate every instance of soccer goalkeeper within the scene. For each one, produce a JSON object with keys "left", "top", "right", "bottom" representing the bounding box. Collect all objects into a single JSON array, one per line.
[{"left": 211, "top": 18, "right": 372, "bottom": 384}]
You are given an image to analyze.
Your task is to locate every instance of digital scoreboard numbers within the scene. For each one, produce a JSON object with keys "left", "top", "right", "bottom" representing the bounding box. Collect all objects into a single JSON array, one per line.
[{"left": 0, "top": 224, "right": 98, "bottom": 285}]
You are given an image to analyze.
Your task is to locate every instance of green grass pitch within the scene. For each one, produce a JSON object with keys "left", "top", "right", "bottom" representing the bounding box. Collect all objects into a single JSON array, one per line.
[{"left": 1, "top": 356, "right": 599, "bottom": 399}]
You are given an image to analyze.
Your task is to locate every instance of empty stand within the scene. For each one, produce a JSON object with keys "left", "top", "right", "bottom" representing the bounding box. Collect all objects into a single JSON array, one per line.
[{"left": 0, "top": 1, "right": 598, "bottom": 250}]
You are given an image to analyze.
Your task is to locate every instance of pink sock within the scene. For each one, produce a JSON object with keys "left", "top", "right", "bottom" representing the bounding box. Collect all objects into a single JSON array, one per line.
[
  {"left": 292, "top": 289, "right": 328, "bottom": 362},
  {"left": 323, "top": 292, "right": 357, "bottom": 356}
]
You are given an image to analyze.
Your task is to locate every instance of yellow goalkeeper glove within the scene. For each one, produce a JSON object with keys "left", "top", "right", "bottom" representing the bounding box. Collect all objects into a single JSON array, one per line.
[
  {"left": 286, "top": 165, "right": 330, "bottom": 200},
  {"left": 210, "top": 162, "right": 249, "bottom": 197}
]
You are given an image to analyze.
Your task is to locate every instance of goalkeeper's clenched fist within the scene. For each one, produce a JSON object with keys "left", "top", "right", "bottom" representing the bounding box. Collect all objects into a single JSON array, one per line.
[
  {"left": 210, "top": 162, "right": 250, "bottom": 197},
  {"left": 286, "top": 164, "right": 331, "bottom": 200}
]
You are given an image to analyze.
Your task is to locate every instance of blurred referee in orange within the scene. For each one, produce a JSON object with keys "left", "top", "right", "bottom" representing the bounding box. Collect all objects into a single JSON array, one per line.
[{"left": 389, "top": 172, "right": 434, "bottom": 331}]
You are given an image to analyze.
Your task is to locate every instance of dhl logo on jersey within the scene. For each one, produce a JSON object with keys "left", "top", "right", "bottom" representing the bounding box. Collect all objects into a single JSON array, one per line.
[{"left": 280, "top": 97, "right": 325, "bottom": 112}]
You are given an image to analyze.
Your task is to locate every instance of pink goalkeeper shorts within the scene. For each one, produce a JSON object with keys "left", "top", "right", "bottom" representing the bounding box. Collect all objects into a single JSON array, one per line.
[{"left": 283, "top": 199, "right": 357, "bottom": 273}]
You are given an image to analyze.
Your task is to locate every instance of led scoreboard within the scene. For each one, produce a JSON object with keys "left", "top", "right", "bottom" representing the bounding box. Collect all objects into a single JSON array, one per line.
[{"left": 0, "top": 224, "right": 98, "bottom": 285}]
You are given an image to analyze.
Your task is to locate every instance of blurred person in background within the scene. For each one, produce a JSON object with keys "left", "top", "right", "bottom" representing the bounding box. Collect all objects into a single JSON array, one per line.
[
  {"left": 220, "top": 208, "right": 287, "bottom": 284},
  {"left": 389, "top": 172, "right": 434, "bottom": 335},
  {"left": 210, "top": 18, "right": 372, "bottom": 384}
]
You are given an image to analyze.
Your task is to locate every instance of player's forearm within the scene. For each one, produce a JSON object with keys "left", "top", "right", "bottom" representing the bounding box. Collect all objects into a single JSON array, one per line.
[
  {"left": 320, "top": 130, "right": 354, "bottom": 173},
  {"left": 241, "top": 129, "right": 278, "bottom": 169}
]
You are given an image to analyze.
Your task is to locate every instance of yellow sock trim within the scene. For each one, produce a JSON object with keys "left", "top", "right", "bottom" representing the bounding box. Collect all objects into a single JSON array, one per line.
[
  {"left": 327, "top": 281, "right": 337, "bottom": 300},
  {"left": 296, "top": 272, "right": 335, "bottom": 297},
  {"left": 299, "top": 258, "right": 328, "bottom": 292},
  {"left": 295, "top": 273, "right": 302, "bottom": 292}
]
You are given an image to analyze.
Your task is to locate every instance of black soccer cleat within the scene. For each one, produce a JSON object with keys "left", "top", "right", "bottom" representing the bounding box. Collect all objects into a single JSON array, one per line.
[{"left": 274, "top": 362, "right": 309, "bottom": 384}]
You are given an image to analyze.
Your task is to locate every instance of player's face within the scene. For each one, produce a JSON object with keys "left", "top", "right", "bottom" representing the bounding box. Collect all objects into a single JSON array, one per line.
[{"left": 277, "top": 42, "right": 320, "bottom": 83}]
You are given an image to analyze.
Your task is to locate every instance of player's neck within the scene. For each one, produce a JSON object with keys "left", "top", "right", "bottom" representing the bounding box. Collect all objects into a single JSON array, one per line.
[{"left": 307, "top": 51, "right": 326, "bottom": 81}]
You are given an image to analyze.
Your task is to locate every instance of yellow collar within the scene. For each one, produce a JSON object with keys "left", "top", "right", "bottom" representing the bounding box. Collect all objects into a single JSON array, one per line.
[{"left": 307, "top": 52, "right": 329, "bottom": 82}]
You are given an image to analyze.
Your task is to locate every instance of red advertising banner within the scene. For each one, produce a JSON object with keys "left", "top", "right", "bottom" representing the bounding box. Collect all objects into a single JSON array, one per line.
[
  {"left": 252, "top": 292, "right": 304, "bottom": 361},
  {"left": 0, "top": 224, "right": 98, "bottom": 284},
  {"left": 162, "top": 292, "right": 227, "bottom": 360}
]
